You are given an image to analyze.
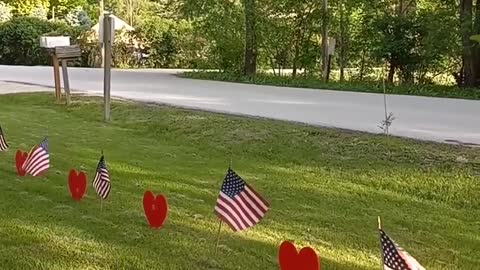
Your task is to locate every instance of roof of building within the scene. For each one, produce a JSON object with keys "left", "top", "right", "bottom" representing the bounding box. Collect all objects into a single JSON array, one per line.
[{"left": 92, "top": 13, "right": 134, "bottom": 32}]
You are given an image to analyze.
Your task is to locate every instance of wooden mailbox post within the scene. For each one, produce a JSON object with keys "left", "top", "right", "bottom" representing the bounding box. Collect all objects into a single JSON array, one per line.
[
  {"left": 40, "top": 36, "right": 81, "bottom": 104},
  {"left": 53, "top": 45, "right": 81, "bottom": 104}
]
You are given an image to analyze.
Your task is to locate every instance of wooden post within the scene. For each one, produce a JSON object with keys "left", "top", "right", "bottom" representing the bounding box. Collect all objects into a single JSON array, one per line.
[
  {"left": 99, "top": 0, "right": 105, "bottom": 68},
  {"left": 103, "top": 14, "right": 113, "bottom": 122},
  {"left": 61, "top": 60, "right": 71, "bottom": 105},
  {"left": 52, "top": 54, "right": 61, "bottom": 101},
  {"left": 214, "top": 220, "right": 223, "bottom": 255}
]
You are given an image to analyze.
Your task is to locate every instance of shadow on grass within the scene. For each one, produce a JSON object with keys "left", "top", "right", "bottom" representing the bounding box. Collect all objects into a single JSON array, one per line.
[{"left": 0, "top": 213, "right": 377, "bottom": 270}]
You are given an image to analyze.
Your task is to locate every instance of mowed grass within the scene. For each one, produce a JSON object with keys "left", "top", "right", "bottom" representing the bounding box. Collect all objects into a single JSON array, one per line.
[{"left": 0, "top": 93, "right": 479, "bottom": 270}]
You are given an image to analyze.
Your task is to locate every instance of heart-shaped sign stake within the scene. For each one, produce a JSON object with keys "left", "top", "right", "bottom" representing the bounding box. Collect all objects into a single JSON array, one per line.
[
  {"left": 143, "top": 191, "right": 168, "bottom": 229},
  {"left": 68, "top": 169, "right": 87, "bottom": 201},
  {"left": 279, "top": 241, "right": 320, "bottom": 270},
  {"left": 15, "top": 150, "right": 28, "bottom": 177}
]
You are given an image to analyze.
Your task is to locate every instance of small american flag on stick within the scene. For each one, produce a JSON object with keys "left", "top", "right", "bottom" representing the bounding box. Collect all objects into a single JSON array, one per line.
[
  {"left": 0, "top": 125, "right": 8, "bottom": 151},
  {"left": 93, "top": 155, "right": 111, "bottom": 200},
  {"left": 214, "top": 168, "right": 269, "bottom": 232},
  {"left": 22, "top": 137, "right": 49, "bottom": 176},
  {"left": 380, "top": 229, "right": 425, "bottom": 270}
]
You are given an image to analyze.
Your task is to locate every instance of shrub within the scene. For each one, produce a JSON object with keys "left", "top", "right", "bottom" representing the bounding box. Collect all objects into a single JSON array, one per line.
[
  {"left": 75, "top": 28, "right": 145, "bottom": 68},
  {"left": 0, "top": 16, "right": 72, "bottom": 65},
  {"left": 136, "top": 17, "right": 179, "bottom": 68}
]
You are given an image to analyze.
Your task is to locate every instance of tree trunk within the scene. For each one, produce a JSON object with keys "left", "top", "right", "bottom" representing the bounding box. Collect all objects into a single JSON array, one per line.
[
  {"left": 460, "top": 0, "right": 475, "bottom": 87},
  {"left": 243, "top": 0, "right": 257, "bottom": 76},
  {"left": 359, "top": 49, "right": 366, "bottom": 80},
  {"left": 473, "top": 0, "right": 480, "bottom": 86},
  {"left": 388, "top": 63, "right": 395, "bottom": 84},
  {"left": 321, "top": 0, "right": 329, "bottom": 81},
  {"left": 339, "top": 0, "right": 346, "bottom": 82},
  {"left": 292, "top": 43, "right": 299, "bottom": 78}
]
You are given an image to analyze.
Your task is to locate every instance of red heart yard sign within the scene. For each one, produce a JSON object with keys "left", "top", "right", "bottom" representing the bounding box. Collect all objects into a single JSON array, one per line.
[
  {"left": 143, "top": 191, "right": 169, "bottom": 229},
  {"left": 279, "top": 241, "right": 320, "bottom": 270},
  {"left": 68, "top": 169, "right": 87, "bottom": 201},
  {"left": 15, "top": 150, "right": 28, "bottom": 176}
]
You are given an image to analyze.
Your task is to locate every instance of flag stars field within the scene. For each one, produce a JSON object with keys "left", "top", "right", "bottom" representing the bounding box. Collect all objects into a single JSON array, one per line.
[{"left": 0, "top": 93, "right": 478, "bottom": 270}]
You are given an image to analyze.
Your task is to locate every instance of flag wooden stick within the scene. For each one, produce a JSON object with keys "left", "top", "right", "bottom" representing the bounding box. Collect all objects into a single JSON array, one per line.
[
  {"left": 378, "top": 216, "right": 384, "bottom": 270},
  {"left": 214, "top": 219, "right": 223, "bottom": 256},
  {"left": 100, "top": 199, "right": 104, "bottom": 212}
]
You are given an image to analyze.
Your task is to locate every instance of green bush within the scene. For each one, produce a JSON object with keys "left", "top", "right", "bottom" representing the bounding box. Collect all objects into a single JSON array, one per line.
[
  {"left": 136, "top": 17, "right": 180, "bottom": 68},
  {"left": 0, "top": 16, "right": 72, "bottom": 65}
]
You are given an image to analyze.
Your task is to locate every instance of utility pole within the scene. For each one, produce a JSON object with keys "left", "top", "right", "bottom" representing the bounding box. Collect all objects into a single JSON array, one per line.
[{"left": 322, "top": 0, "right": 329, "bottom": 82}]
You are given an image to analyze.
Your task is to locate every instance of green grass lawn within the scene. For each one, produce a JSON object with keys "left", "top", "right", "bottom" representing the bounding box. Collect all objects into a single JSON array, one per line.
[
  {"left": 183, "top": 71, "right": 480, "bottom": 100},
  {"left": 0, "top": 93, "right": 479, "bottom": 270}
]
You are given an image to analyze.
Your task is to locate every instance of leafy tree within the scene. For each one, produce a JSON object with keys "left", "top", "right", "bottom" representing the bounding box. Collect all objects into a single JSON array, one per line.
[
  {"left": 374, "top": 14, "right": 425, "bottom": 83},
  {"left": 32, "top": 4, "right": 48, "bottom": 19},
  {"left": 0, "top": 0, "right": 472, "bottom": 89},
  {"left": 50, "top": 0, "right": 88, "bottom": 18},
  {"left": 3, "top": 0, "right": 49, "bottom": 15},
  {"left": 65, "top": 6, "right": 92, "bottom": 28}
]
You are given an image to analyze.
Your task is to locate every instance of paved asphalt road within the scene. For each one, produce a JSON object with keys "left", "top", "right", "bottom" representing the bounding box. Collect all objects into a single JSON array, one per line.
[{"left": 1, "top": 65, "right": 479, "bottom": 145}]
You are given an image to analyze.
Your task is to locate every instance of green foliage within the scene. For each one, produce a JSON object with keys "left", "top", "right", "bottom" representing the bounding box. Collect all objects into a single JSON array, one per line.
[
  {"left": 50, "top": 0, "right": 88, "bottom": 18},
  {"left": 183, "top": 71, "right": 480, "bottom": 100},
  {"left": 374, "top": 14, "right": 424, "bottom": 83},
  {"left": 471, "top": 34, "right": 480, "bottom": 44},
  {"left": 0, "top": 0, "right": 471, "bottom": 90},
  {"left": 3, "top": 0, "right": 49, "bottom": 16},
  {"left": 0, "top": 16, "right": 69, "bottom": 65},
  {"left": 0, "top": 1, "right": 12, "bottom": 22},
  {"left": 31, "top": 4, "right": 48, "bottom": 19},
  {"left": 64, "top": 6, "right": 91, "bottom": 28},
  {"left": 137, "top": 17, "right": 179, "bottom": 68},
  {"left": 187, "top": 0, "right": 245, "bottom": 72},
  {"left": 134, "top": 17, "right": 209, "bottom": 68},
  {"left": 415, "top": 6, "right": 459, "bottom": 84},
  {"left": 112, "top": 29, "right": 145, "bottom": 68}
]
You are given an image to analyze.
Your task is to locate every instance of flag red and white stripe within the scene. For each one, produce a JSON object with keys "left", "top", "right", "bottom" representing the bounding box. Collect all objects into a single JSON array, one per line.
[
  {"left": 22, "top": 137, "right": 49, "bottom": 177},
  {"left": 214, "top": 168, "right": 269, "bottom": 232},
  {"left": 0, "top": 125, "right": 8, "bottom": 151},
  {"left": 93, "top": 155, "right": 111, "bottom": 200}
]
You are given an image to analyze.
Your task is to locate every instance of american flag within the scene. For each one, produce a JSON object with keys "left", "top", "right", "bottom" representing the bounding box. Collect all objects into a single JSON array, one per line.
[
  {"left": 214, "top": 168, "right": 270, "bottom": 232},
  {"left": 93, "top": 156, "right": 111, "bottom": 200},
  {"left": 380, "top": 229, "right": 425, "bottom": 270},
  {"left": 22, "top": 137, "right": 49, "bottom": 176},
  {"left": 0, "top": 125, "right": 8, "bottom": 151}
]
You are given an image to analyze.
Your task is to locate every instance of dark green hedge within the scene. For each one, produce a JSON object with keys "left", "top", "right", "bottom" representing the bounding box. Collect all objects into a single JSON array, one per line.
[{"left": 0, "top": 17, "right": 72, "bottom": 66}]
